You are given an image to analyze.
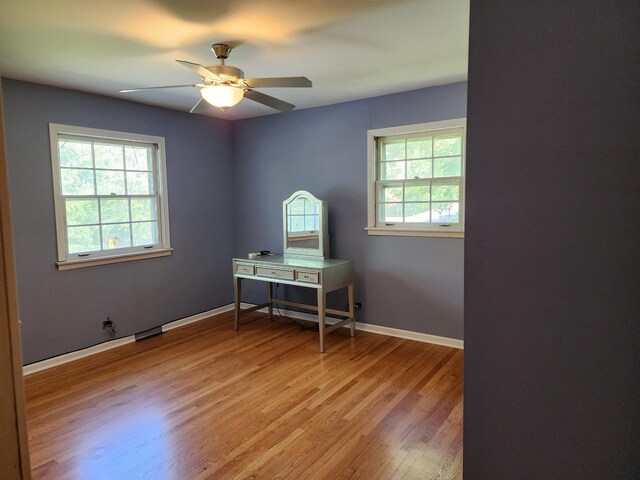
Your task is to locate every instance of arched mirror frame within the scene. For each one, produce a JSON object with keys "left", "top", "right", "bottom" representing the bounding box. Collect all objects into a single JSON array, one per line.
[{"left": 282, "top": 190, "right": 329, "bottom": 259}]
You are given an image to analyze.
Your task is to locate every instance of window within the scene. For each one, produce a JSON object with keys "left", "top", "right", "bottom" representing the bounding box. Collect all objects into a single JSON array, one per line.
[
  {"left": 366, "top": 118, "right": 466, "bottom": 237},
  {"left": 49, "top": 124, "right": 171, "bottom": 269}
]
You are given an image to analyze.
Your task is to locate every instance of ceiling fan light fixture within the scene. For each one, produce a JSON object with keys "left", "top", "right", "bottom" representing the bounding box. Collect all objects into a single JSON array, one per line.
[
  {"left": 200, "top": 85, "right": 244, "bottom": 108},
  {"left": 122, "top": 45, "right": 311, "bottom": 113}
]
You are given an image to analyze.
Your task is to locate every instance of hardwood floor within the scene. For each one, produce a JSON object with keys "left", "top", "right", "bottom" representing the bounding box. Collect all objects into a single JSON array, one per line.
[{"left": 24, "top": 310, "right": 463, "bottom": 479}]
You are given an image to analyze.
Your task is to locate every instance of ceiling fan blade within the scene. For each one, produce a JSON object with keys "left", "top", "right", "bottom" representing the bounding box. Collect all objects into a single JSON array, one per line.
[
  {"left": 176, "top": 60, "right": 222, "bottom": 81},
  {"left": 242, "top": 77, "right": 312, "bottom": 88},
  {"left": 244, "top": 90, "right": 295, "bottom": 111},
  {"left": 189, "top": 98, "right": 210, "bottom": 114},
  {"left": 119, "top": 84, "right": 197, "bottom": 93}
]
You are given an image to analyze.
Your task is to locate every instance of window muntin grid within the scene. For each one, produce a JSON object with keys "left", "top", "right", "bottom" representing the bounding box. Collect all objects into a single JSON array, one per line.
[
  {"left": 375, "top": 129, "right": 464, "bottom": 229},
  {"left": 57, "top": 134, "right": 162, "bottom": 257}
]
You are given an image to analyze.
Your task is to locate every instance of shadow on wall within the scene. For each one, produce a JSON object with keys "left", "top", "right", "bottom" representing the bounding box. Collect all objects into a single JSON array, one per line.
[
  {"left": 364, "top": 268, "right": 462, "bottom": 332},
  {"left": 273, "top": 266, "right": 460, "bottom": 336},
  {"left": 325, "top": 183, "right": 367, "bottom": 259}
]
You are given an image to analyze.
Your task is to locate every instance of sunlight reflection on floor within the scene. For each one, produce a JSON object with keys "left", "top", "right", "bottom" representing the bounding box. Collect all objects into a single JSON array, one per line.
[{"left": 75, "top": 407, "right": 173, "bottom": 480}]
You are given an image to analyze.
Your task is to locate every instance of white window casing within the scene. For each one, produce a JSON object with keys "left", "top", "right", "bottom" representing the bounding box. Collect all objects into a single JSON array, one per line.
[
  {"left": 49, "top": 124, "right": 172, "bottom": 269},
  {"left": 366, "top": 118, "right": 466, "bottom": 238}
]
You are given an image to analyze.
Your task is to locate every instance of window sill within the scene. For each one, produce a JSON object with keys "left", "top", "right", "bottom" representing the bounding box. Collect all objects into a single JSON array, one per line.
[
  {"left": 365, "top": 227, "right": 464, "bottom": 238},
  {"left": 56, "top": 248, "right": 173, "bottom": 271}
]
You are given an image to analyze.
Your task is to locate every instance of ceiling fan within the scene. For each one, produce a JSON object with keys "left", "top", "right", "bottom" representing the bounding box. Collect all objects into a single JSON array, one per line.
[{"left": 120, "top": 43, "right": 312, "bottom": 113}]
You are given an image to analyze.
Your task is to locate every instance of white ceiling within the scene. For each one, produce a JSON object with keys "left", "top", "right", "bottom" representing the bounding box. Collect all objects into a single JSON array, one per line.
[{"left": 0, "top": 0, "right": 469, "bottom": 120}]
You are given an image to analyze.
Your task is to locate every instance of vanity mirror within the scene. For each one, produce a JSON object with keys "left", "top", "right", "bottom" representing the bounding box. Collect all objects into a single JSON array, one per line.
[{"left": 282, "top": 190, "right": 329, "bottom": 259}]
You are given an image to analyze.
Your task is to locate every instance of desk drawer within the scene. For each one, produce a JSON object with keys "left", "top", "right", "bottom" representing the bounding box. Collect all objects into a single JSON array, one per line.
[
  {"left": 296, "top": 270, "right": 319, "bottom": 284},
  {"left": 235, "top": 263, "right": 255, "bottom": 275},
  {"left": 256, "top": 266, "right": 295, "bottom": 280}
]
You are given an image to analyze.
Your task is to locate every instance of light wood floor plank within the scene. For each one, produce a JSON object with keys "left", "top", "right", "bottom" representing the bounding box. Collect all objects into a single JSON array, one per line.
[{"left": 25, "top": 311, "right": 463, "bottom": 479}]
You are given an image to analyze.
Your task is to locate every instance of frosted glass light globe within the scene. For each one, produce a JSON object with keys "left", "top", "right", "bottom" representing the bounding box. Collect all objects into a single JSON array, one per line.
[{"left": 200, "top": 86, "right": 244, "bottom": 108}]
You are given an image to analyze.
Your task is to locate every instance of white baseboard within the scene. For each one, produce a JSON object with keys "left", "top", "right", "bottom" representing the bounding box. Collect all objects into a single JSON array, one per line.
[
  {"left": 23, "top": 336, "right": 136, "bottom": 376},
  {"left": 354, "top": 322, "right": 463, "bottom": 349},
  {"left": 162, "top": 304, "right": 235, "bottom": 332},
  {"left": 23, "top": 303, "right": 236, "bottom": 376},
  {"left": 23, "top": 302, "right": 462, "bottom": 376},
  {"left": 244, "top": 302, "right": 464, "bottom": 350}
]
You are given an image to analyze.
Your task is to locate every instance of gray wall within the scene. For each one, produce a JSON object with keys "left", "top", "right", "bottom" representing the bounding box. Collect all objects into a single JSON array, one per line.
[
  {"left": 232, "top": 82, "right": 467, "bottom": 340},
  {"left": 464, "top": 1, "right": 640, "bottom": 479},
  {"left": 3, "top": 79, "right": 235, "bottom": 364}
]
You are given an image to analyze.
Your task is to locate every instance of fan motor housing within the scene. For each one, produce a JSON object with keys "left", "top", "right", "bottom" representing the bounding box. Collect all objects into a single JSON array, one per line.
[{"left": 205, "top": 65, "right": 244, "bottom": 82}]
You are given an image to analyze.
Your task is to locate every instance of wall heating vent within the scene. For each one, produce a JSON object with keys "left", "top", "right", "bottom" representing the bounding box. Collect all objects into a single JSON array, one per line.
[{"left": 135, "top": 326, "right": 163, "bottom": 341}]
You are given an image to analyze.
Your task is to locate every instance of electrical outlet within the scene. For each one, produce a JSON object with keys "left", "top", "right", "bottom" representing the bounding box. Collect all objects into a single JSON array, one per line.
[
  {"left": 102, "top": 318, "right": 117, "bottom": 336},
  {"left": 347, "top": 302, "right": 363, "bottom": 312}
]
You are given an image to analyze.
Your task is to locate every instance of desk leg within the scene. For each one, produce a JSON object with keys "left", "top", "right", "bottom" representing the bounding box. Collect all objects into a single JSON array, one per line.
[
  {"left": 317, "top": 288, "right": 326, "bottom": 353},
  {"left": 348, "top": 282, "right": 356, "bottom": 338},
  {"left": 234, "top": 277, "right": 242, "bottom": 331},
  {"left": 267, "top": 282, "right": 273, "bottom": 320}
]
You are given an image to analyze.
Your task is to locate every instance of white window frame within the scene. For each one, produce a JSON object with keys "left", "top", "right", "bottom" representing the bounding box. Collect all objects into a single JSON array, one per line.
[
  {"left": 49, "top": 124, "right": 172, "bottom": 270},
  {"left": 366, "top": 118, "right": 466, "bottom": 238}
]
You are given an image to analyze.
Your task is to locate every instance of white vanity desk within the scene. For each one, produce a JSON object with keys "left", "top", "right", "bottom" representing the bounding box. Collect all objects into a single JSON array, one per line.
[
  {"left": 233, "top": 255, "right": 355, "bottom": 353},
  {"left": 232, "top": 190, "right": 355, "bottom": 353}
]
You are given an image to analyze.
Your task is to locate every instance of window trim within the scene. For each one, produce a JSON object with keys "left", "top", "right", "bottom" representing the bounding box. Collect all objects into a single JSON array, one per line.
[
  {"left": 366, "top": 118, "right": 467, "bottom": 238},
  {"left": 49, "top": 123, "right": 171, "bottom": 269}
]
